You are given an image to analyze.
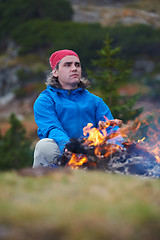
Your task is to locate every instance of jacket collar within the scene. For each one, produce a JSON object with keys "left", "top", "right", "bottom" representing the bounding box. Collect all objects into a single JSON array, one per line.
[{"left": 47, "top": 85, "right": 84, "bottom": 94}]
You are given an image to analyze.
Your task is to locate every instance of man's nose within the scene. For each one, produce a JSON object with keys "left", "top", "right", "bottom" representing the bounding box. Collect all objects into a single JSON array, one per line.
[{"left": 71, "top": 63, "right": 77, "bottom": 71}]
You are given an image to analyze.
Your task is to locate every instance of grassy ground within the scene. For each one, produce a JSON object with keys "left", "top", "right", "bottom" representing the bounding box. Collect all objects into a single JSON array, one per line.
[{"left": 0, "top": 168, "right": 160, "bottom": 240}]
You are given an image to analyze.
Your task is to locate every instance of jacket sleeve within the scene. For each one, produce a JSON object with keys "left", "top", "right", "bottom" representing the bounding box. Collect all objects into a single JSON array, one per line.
[
  {"left": 95, "top": 97, "right": 114, "bottom": 124},
  {"left": 34, "top": 95, "right": 70, "bottom": 153}
]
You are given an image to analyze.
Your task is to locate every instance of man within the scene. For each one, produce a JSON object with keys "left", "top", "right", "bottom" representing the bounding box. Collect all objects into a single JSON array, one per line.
[{"left": 33, "top": 49, "right": 122, "bottom": 168}]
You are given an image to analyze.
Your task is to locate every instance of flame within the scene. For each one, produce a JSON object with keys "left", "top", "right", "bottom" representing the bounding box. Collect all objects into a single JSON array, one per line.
[
  {"left": 66, "top": 154, "right": 88, "bottom": 169},
  {"left": 83, "top": 123, "right": 107, "bottom": 146},
  {"left": 83, "top": 122, "right": 123, "bottom": 159},
  {"left": 67, "top": 119, "right": 123, "bottom": 168},
  {"left": 66, "top": 110, "right": 160, "bottom": 168},
  {"left": 156, "top": 156, "right": 160, "bottom": 164},
  {"left": 138, "top": 137, "right": 145, "bottom": 143},
  {"left": 128, "top": 110, "right": 160, "bottom": 163}
]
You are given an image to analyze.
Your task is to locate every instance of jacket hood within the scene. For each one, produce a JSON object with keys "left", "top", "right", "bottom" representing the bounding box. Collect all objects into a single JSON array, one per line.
[{"left": 46, "top": 74, "right": 90, "bottom": 89}]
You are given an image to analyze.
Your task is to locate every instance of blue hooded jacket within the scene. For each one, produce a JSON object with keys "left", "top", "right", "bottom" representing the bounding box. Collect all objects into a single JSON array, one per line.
[{"left": 34, "top": 85, "right": 121, "bottom": 153}]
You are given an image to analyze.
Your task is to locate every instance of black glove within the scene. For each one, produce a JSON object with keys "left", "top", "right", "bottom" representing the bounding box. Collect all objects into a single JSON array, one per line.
[{"left": 65, "top": 138, "right": 87, "bottom": 154}]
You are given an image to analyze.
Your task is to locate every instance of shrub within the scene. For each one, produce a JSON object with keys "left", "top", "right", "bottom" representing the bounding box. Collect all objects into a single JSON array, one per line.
[
  {"left": 0, "top": 114, "right": 33, "bottom": 170},
  {"left": 0, "top": 0, "right": 73, "bottom": 33},
  {"left": 11, "top": 20, "right": 106, "bottom": 67},
  {"left": 11, "top": 22, "right": 160, "bottom": 69},
  {"left": 108, "top": 24, "right": 160, "bottom": 60}
]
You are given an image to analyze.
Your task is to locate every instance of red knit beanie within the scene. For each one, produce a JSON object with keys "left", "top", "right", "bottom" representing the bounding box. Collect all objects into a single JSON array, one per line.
[{"left": 49, "top": 49, "right": 80, "bottom": 71}]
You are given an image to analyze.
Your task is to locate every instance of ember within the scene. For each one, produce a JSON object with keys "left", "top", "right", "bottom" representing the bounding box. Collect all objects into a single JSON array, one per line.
[{"left": 56, "top": 111, "right": 160, "bottom": 178}]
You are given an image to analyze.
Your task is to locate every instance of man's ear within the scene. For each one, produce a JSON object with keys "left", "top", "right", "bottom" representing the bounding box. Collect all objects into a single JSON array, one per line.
[{"left": 52, "top": 68, "right": 58, "bottom": 77}]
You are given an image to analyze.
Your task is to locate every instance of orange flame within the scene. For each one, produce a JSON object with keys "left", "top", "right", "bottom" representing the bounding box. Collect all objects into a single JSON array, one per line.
[
  {"left": 126, "top": 110, "right": 160, "bottom": 163},
  {"left": 67, "top": 119, "right": 123, "bottom": 168},
  {"left": 138, "top": 137, "right": 145, "bottom": 143},
  {"left": 83, "top": 123, "right": 107, "bottom": 146},
  {"left": 66, "top": 110, "right": 160, "bottom": 168},
  {"left": 66, "top": 154, "right": 88, "bottom": 169}
]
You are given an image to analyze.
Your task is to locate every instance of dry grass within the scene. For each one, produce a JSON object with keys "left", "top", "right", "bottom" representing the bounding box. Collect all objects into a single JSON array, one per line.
[{"left": 0, "top": 169, "right": 160, "bottom": 240}]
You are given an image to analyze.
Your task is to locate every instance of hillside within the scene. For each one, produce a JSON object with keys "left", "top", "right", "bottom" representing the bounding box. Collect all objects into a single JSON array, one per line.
[
  {"left": 69, "top": 0, "right": 160, "bottom": 14},
  {"left": 0, "top": 0, "right": 160, "bottom": 138},
  {"left": 70, "top": 0, "right": 160, "bottom": 26},
  {"left": 72, "top": 4, "right": 160, "bottom": 27}
]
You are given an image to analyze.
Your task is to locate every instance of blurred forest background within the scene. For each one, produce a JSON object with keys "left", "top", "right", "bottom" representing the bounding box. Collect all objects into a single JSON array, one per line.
[{"left": 0, "top": 0, "right": 160, "bottom": 169}]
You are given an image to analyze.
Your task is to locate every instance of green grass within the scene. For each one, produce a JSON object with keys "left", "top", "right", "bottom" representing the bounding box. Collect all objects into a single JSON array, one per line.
[{"left": 0, "top": 168, "right": 160, "bottom": 240}]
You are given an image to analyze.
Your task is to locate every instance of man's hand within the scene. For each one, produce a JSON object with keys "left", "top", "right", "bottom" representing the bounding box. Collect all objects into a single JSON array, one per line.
[
  {"left": 98, "top": 119, "right": 123, "bottom": 130},
  {"left": 64, "top": 138, "right": 87, "bottom": 154},
  {"left": 64, "top": 148, "right": 72, "bottom": 156}
]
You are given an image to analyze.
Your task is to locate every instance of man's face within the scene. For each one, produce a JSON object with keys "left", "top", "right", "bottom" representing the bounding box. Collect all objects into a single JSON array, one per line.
[{"left": 53, "top": 55, "right": 82, "bottom": 89}]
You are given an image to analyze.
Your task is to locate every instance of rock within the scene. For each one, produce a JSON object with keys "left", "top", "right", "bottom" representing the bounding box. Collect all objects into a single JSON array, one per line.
[{"left": 71, "top": 4, "right": 160, "bottom": 28}]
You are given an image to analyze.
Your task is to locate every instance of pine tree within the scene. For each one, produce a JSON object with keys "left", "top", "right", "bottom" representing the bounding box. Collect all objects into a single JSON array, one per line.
[
  {"left": 88, "top": 35, "right": 143, "bottom": 123},
  {"left": 0, "top": 113, "right": 33, "bottom": 170}
]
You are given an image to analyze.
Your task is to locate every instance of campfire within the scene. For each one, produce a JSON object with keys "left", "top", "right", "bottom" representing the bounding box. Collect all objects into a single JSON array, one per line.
[{"left": 57, "top": 110, "right": 160, "bottom": 178}]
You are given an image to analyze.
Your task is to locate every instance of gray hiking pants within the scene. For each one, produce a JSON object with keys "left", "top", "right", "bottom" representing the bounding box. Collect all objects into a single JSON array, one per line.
[{"left": 33, "top": 138, "right": 61, "bottom": 168}]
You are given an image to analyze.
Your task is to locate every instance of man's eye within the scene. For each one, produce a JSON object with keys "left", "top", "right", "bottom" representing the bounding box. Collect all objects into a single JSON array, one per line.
[{"left": 65, "top": 63, "right": 71, "bottom": 67}]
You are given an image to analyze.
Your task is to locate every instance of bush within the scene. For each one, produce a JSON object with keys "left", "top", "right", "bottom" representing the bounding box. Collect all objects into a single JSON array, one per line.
[
  {"left": 108, "top": 24, "right": 160, "bottom": 60},
  {"left": 0, "top": 114, "right": 33, "bottom": 170},
  {"left": 0, "top": 0, "right": 73, "bottom": 49},
  {"left": 0, "top": 0, "right": 73, "bottom": 39},
  {"left": 11, "top": 20, "right": 106, "bottom": 68},
  {"left": 10, "top": 22, "right": 160, "bottom": 69}
]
